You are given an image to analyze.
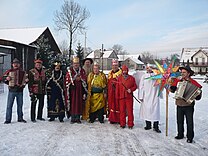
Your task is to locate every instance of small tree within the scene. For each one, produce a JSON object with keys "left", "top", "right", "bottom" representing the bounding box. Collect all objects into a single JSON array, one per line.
[{"left": 75, "top": 42, "right": 84, "bottom": 66}]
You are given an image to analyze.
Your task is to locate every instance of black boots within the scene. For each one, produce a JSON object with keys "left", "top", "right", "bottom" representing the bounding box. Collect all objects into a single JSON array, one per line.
[
  {"left": 144, "top": 121, "right": 161, "bottom": 133},
  {"left": 144, "top": 121, "right": 151, "bottom": 130}
]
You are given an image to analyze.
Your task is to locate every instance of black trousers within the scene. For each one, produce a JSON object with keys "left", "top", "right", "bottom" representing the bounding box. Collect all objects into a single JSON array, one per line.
[
  {"left": 31, "top": 94, "right": 44, "bottom": 121},
  {"left": 177, "top": 105, "right": 194, "bottom": 140},
  {"left": 90, "top": 107, "right": 104, "bottom": 123}
]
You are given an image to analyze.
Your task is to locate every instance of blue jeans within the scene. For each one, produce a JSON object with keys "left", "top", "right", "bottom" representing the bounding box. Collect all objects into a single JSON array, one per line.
[{"left": 5, "top": 91, "right": 23, "bottom": 122}]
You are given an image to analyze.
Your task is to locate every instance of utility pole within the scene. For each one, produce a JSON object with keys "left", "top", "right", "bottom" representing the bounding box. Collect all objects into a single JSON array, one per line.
[
  {"left": 101, "top": 44, "right": 104, "bottom": 71},
  {"left": 84, "top": 32, "right": 87, "bottom": 57}
]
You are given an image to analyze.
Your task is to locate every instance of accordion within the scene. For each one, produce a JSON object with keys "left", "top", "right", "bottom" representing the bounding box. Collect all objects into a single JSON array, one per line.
[
  {"left": 8, "top": 70, "right": 27, "bottom": 87},
  {"left": 174, "top": 81, "right": 202, "bottom": 104}
]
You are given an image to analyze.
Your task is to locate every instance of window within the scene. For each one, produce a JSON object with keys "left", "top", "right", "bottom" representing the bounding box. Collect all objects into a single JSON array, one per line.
[
  {"left": 202, "top": 58, "right": 205, "bottom": 65},
  {"left": 195, "top": 58, "right": 198, "bottom": 65}
]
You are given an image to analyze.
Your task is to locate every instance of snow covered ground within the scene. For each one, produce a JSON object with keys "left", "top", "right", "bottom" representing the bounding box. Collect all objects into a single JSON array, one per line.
[{"left": 0, "top": 73, "right": 208, "bottom": 156}]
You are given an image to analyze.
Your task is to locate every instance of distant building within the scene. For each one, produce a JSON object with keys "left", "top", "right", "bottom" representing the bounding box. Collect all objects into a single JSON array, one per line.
[
  {"left": 86, "top": 50, "right": 118, "bottom": 70},
  {"left": 180, "top": 47, "right": 208, "bottom": 74},
  {"left": 117, "top": 54, "right": 144, "bottom": 70},
  {"left": 0, "top": 27, "right": 60, "bottom": 73}
]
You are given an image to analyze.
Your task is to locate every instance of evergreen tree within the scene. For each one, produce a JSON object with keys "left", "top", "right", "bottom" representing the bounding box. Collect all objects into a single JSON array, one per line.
[
  {"left": 34, "top": 35, "right": 52, "bottom": 68},
  {"left": 75, "top": 43, "right": 84, "bottom": 66},
  {"left": 138, "top": 55, "right": 142, "bottom": 61}
]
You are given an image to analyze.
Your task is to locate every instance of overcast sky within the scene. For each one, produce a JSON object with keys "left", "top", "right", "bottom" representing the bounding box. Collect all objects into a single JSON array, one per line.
[{"left": 0, "top": 0, "right": 208, "bottom": 57}]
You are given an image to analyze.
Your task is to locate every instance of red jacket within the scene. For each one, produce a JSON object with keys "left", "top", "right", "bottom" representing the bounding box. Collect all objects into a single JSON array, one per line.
[{"left": 116, "top": 74, "right": 137, "bottom": 100}]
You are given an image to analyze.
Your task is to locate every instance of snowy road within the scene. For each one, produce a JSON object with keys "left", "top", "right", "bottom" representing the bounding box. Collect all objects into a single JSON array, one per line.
[{"left": 0, "top": 80, "right": 208, "bottom": 156}]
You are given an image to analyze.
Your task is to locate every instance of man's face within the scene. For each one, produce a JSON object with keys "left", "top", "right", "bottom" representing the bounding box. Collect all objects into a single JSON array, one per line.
[
  {"left": 55, "top": 65, "right": 60, "bottom": 71},
  {"left": 146, "top": 66, "right": 152, "bottom": 73},
  {"left": 73, "top": 62, "right": 80, "bottom": 69},
  {"left": 93, "top": 66, "right": 99, "bottom": 74},
  {"left": 84, "top": 60, "right": 91, "bottom": 67},
  {"left": 122, "top": 70, "right": 128, "bottom": 75},
  {"left": 181, "top": 69, "right": 190, "bottom": 79},
  {"left": 12, "top": 63, "right": 20, "bottom": 69},
  {"left": 35, "top": 63, "right": 42, "bottom": 70},
  {"left": 112, "top": 64, "right": 118, "bottom": 72}
]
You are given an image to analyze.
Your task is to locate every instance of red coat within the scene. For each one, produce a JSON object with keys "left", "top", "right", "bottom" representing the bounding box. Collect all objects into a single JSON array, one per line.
[
  {"left": 116, "top": 74, "right": 137, "bottom": 100},
  {"left": 107, "top": 69, "right": 122, "bottom": 122},
  {"left": 65, "top": 67, "right": 87, "bottom": 115}
]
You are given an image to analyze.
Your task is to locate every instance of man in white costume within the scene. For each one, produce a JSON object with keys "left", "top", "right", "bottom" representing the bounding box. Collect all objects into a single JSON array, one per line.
[{"left": 139, "top": 65, "right": 162, "bottom": 133}]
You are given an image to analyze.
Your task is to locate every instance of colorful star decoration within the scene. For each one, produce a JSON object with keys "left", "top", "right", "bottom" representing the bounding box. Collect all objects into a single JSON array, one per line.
[{"left": 145, "top": 59, "right": 181, "bottom": 96}]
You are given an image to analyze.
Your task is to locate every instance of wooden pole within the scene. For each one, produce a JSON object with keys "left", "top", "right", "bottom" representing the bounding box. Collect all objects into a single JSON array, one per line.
[{"left": 166, "top": 89, "right": 169, "bottom": 136}]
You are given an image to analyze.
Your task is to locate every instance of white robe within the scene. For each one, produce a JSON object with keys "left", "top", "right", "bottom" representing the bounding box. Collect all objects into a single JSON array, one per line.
[
  {"left": 139, "top": 73, "right": 161, "bottom": 121},
  {"left": 133, "top": 71, "right": 145, "bottom": 98}
]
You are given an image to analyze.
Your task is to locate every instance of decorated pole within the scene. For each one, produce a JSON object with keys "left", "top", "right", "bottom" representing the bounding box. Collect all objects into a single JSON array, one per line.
[{"left": 166, "top": 89, "right": 169, "bottom": 136}]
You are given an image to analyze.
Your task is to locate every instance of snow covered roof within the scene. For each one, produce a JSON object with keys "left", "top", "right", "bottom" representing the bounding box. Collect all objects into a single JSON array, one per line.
[
  {"left": 0, "top": 52, "right": 7, "bottom": 56},
  {"left": 180, "top": 47, "right": 208, "bottom": 62},
  {"left": 0, "top": 44, "right": 16, "bottom": 49},
  {"left": 0, "top": 27, "right": 48, "bottom": 45},
  {"left": 117, "top": 54, "right": 144, "bottom": 64},
  {"left": 87, "top": 50, "right": 116, "bottom": 59}
]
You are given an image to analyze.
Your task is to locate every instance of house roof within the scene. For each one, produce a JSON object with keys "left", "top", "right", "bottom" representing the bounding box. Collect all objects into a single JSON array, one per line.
[
  {"left": 87, "top": 50, "right": 117, "bottom": 59},
  {"left": 180, "top": 47, "right": 208, "bottom": 62},
  {"left": 0, "top": 44, "right": 16, "bottom": 49},
  {"left": 0, "top": 27, "right": 48, "bottom": 45},
  {"left": 117, "top": 54, "right": 144, "bottom": 64},
  {"left": 191, "top": 49, "right": 208, "bottom": 58}
]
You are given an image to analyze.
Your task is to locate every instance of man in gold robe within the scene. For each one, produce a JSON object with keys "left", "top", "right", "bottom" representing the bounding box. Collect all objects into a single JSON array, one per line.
[{"left": 84, "top": 62, "right": 107, "bottom": 123}]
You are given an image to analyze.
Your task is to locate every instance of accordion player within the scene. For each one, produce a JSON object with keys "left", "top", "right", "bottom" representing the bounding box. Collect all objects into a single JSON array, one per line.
[{"left": 174, "top": 81, "right": 202, "bottom": 105}]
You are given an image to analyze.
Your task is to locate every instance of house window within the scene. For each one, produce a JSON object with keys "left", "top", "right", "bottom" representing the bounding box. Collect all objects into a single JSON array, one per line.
[
  {"left": 202, "top": 58, "right": 205, "bottom": 65},
  {"left": 195, "top": 58, "right": 198, "bottom": 65}
]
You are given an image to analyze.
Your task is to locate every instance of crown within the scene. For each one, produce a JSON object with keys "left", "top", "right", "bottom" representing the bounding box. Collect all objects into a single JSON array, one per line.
[
  {"left": 112, "top": 59, "right": 118, "bottom": 65},
  {"left": 54, "top": 62, "right": 61, "bottom": 67},
  {"left": 73, "top": 57, "right": 79, "bottom": 63}
]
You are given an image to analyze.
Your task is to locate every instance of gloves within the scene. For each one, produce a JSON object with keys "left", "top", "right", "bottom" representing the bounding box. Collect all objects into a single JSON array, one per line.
[{"left": 30, "top": 93, "right": 37, "bottom": 102}]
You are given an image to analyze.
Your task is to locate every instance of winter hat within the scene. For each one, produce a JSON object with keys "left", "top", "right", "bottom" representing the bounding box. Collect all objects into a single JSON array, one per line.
[
  {"left": 83, "top": 58, "right": 93, "bottom": 65},
  {"left": 179, "top": 65, "right": 194, "bottom": 76},
  {"left": 12, "top": 58, "right": 20, "bottom": 64},
  {"left": 34, "top": 59, "right": 43, "bottom": 64},
  {"left": 121, "top": 64, "right": 129, "bottom": 73}
]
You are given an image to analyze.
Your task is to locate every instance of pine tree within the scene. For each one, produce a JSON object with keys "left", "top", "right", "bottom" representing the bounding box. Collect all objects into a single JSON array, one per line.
[
  {"left": 75, "top": 43, "right": 84, "bottom": 66},
  {"left": 34, "top": 35, "right": 52, "bottom": 68}
]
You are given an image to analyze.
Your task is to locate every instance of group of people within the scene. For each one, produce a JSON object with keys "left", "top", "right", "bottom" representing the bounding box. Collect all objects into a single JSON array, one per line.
[{"left": 2, "top": 57, "right": 202, "bottom": 143}]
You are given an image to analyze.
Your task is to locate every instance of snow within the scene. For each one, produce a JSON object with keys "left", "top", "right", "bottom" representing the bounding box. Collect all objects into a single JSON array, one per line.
[
  {"left": 0, "top": 72, "right": 208, "bottom": 156},
  {"left": 87, "top": 50, "right": 115, "bottom": 59},
  {"left": 0, "top": 27, "right": 47, "bottom": 45}
]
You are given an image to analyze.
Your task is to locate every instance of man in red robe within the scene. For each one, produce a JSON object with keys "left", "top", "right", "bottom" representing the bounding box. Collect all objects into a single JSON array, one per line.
[
  {"left": 107, "top": 59, "right": 122, "bottom": 124},
  {"left": 116, "top": 65, "right": 137, "bottom": 129},
  {"left": 65, "top": 57, "right": 87, "bottom": 123}
]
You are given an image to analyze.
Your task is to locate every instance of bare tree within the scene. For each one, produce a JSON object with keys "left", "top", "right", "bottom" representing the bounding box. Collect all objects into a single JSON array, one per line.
[
  {"left": 112, "top": 44, "right": 124, "bottom": 55},
  {"left": 141, "top": 51, "right": 154, "bottom": 64},
  {"left": 54, "top": 0, "right": 90, "bottom": 59},
  {"left": 59, "top": 40, "right": 69, "bottom": 55}
]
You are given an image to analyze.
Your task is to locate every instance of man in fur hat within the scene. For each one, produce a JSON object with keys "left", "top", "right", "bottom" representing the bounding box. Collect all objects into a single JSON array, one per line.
[
  {"left": 28, "top": 59, "right": 46, "bottom": 122},
  {"left": 3, "top": 58, "right": 28, "bottom": 124},
  {"left": 170, "top": 65, "right": 202, "bottom": 143}
]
